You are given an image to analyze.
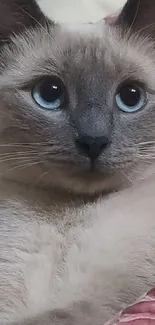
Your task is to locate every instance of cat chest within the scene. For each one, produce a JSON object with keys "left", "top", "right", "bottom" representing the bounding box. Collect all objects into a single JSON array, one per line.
[{"left": 0, "top": 210, "right": 69, "bottom": 319}]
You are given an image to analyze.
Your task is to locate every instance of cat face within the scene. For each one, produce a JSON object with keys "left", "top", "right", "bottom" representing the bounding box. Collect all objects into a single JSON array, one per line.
[{"left": 0, "top": 0, "right": 155, "bottom": 195}]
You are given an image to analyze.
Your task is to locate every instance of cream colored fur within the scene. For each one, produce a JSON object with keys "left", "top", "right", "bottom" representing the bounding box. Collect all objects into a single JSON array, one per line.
[{"left": 1, "top": 176, "right": 155, "bottom": 324}]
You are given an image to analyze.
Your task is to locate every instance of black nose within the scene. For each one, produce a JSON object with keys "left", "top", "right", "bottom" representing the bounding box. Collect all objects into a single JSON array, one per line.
[{"left": 75, "top": 135, "right": 109, "bottom": 159}]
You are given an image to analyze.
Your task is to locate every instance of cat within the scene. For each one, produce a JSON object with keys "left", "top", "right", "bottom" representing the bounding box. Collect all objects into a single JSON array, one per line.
[{"left": 1, "top": 0, "right": 155, "bottom": 324}]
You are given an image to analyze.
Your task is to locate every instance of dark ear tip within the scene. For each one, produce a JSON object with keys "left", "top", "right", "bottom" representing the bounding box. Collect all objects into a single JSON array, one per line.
[
  {"left": 0, "top": 0, "right": 49, "bottom": 43},
  {"left": 114, "top": 0, "right": 155, "bottom": 37}
]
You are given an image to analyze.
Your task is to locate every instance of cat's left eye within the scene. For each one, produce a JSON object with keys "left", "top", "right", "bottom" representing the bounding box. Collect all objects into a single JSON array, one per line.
[
  {"left": 115, "top": 83, "right": 147, "bottom": 113},
  {"left": 32, "top": 77, "right": 66, "bottom": 110}
]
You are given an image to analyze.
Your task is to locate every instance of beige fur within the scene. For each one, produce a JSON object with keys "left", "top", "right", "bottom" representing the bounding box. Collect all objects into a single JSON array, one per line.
[{"left": 1, "top": 177, "right": 155, "bottom": 324}]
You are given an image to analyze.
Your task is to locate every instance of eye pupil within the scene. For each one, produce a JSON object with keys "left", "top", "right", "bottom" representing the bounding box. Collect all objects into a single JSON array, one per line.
[
  {"left": 40, "top": 82, "right": 61, "bottom": 103},
  {"left": 120, "top": 85, "right": 140, "bottom": 107}
]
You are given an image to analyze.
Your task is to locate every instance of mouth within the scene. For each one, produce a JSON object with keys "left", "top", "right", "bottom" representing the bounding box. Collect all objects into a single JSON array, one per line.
[
  {"left": 53, "top": 157, "right": 113, "bottom": 176},
  {"left": 66, "top": 162, "right": 122, "bottom": 195},
  {"left": 69, "top": 160, "right": 113, "bottom": 181},
  {"left": 47, "top": 158, "right": 124, "bottom": 193}
]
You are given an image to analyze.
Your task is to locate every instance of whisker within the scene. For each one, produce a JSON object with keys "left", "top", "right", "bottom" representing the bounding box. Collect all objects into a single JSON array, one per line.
[
  {"left": 35, "top": 168, "right": 53, "bottom": 186},
  {"left": 118, "top": 168, "right": 133, "bottom": 185},
  {"left": 138, "top": 155, "right": 155, "bottom": 160},
  {"left": 137, "top": 141, "right": 155, "bottom": 146},
  {"left": 0, "top": 142, "right": 60, "bottom": 147},
  {"left": 133, "top": 22, "right": 155, "bottom": 39},
  {"left": 0, "top": 155, "right": 38, "bottom": 164},
  {"left": 0, "top": 151, "right": 39, "bottom": 157},
  {"left": 1, "top": 159, "right": 44, "bottom": 176},
  {"left": 0, "top": 143, "right": 44, "bottom": 148},
  {"left": 19, "top": 160, "right": 45, "bottom": 170}
]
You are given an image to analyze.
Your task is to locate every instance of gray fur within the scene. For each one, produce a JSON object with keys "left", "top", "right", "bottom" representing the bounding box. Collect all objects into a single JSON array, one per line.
[{"left": 0, "top": 0, "right": 155, "bottom": 324}]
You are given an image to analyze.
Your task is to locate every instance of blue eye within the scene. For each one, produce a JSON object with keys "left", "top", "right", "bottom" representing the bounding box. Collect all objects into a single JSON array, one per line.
[
  {"left": 115, "top": 84, "right": 147, "bottom": 113},
  {"left": 32, "top": 77, "right": 65, "bottom": 110}
]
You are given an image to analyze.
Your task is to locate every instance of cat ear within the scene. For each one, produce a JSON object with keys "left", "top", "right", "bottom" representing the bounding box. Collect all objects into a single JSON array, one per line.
[
  {"left": 0, "top": 0, "right": 48, "bottom": 43},
  {"left": 116, "top": 0, "right": 155, "bottom": 37}
]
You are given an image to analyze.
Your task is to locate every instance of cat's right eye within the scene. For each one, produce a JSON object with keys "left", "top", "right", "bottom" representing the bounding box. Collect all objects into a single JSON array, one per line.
[{"left": 32, "top": 77, "right": 66, "bottom": 110}]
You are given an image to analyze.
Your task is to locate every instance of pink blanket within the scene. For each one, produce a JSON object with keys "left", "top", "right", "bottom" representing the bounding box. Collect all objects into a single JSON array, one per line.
[{"left": 106, "top": 288, "right": 155, "bottom": 325}]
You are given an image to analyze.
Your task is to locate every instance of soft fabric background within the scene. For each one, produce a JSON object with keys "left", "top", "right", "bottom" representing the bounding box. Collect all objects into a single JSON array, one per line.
[{"left": 39, "top": 0, "right": 126, "bottom": 23}]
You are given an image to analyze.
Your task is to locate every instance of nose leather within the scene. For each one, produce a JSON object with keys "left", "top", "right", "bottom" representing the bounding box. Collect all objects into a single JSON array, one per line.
[{"left": 75, "top": 135, "right": 109, "bottom": 159}]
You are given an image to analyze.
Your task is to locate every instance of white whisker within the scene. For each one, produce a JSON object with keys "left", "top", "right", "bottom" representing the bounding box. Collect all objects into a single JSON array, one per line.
[
  {"left": 35, "top": 168, "right": 53, "bottom": 187},
  {"left": 1, "top": 160, "right": 44, "bottom": 176},
  {"left": 133, "top": 22, "right": 155, "bottom": 38},
  {"left": 0, "top": 155, "right": 38, "bottom": 164},
  {"left": 120, "top": 170, "right": 133, "bottom": 185}
]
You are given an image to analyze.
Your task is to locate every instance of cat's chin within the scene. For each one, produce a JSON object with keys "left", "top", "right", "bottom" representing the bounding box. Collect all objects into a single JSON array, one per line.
[
  {"left": 61, "top": 170, "right": 128, "bottom": 195},
  {"left": 59, "top": 175, "right": 123, "bottom": 195}
]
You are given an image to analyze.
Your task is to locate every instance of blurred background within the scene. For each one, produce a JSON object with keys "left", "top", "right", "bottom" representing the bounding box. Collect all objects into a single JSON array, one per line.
[{"left": 38, "top": 0, "right": 126, "bottom": 23}]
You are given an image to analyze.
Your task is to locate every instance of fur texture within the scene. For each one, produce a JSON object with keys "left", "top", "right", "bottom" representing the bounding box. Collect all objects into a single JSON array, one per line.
[{"left": 0, "top": 0, "right": 155, "bottom": 324}]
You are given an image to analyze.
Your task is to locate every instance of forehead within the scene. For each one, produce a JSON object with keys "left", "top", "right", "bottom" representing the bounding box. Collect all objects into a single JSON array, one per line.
[{"left": 2, "top": 22, "right": 155, "bottom": 88}]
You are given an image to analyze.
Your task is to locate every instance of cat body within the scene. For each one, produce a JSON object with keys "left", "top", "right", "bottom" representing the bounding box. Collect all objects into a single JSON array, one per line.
[
  {"left": 0, "top": 0, "right": 155, "bottom": 324},
  {"left": 1, "top": 178, "right": 155, "bottom": 325}
]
